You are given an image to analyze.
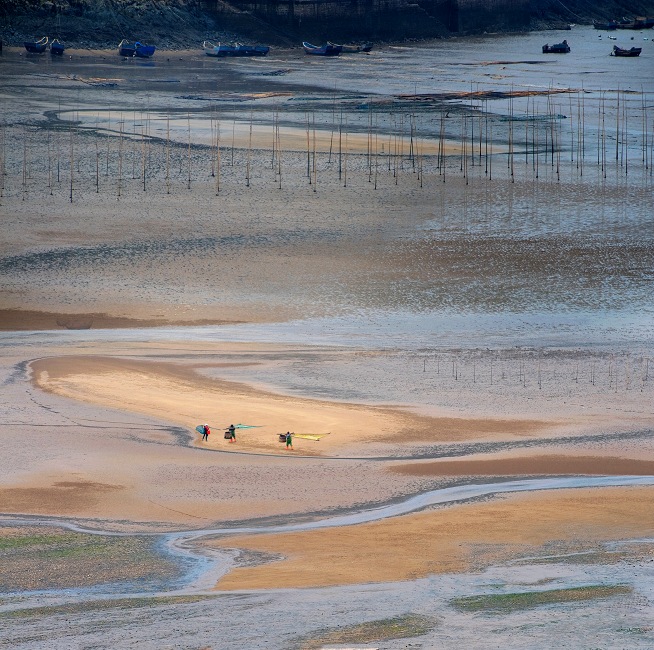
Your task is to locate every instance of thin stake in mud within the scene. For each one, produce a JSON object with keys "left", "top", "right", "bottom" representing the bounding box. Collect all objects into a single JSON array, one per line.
[
  {"left": 343, "top": 116, "right": 348, "bottom": 188},
  {"left": 312, "top": 114, "right": 317, "bottom": 192},
  {"left": 117, "top": 114, "right": 124, "bottom": 199},
  {"left": 246, "top": 110, "right": 252, "bottom": 187},
  {"left": 187, "top": 112, "right": 192, "bottom": 190},
  {"left": 215, "top": 117, "right": 220, "bottom": 195},
  {"left": 166, "top": 111, "right": 170, "bottom": 194},
  {"left": 94, "top": 115, "right": 99, "bottom": 193},
  {"left": 106, "top": 111, "right": 111, "bottom": 177},
  {"left": 22, "top": 127, "right": 27, "bottom": 201},
  {"left": 69, "top": 124, "right": 74, "bottom": 203},
  {"left": 0, "top": 121, "right": 5, "bottom": 199}
]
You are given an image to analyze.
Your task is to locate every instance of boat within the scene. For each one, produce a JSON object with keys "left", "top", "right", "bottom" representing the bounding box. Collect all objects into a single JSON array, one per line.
[
  {"left": 118, "top": 39, "right": 156, "bottom": 58},
  {"left": 24, "top": 37, "right": 48, "bottom": 54},
  {"left": 203, "top": 41, "right": 270, "bottom": 57},
  {"left": 616, "top": 16, "right": 654, "bottom": 29},
  {"left": 594, "top": 20, "right": 618, "bottom": 30},
  {"left": 328, "top": 41, "right": 373, "bottom": 53},
  {"left": 302, "top": 42, "right": 342, "bottom": 56},
  {"left": 611, "top": 45, "right": 642, "bottom": 56},
  {"left": 50, "top": 39, "right": 65, "bottom": 56},
  {"left": 542, "top": 40, "right": 570, "bottom": 53}
]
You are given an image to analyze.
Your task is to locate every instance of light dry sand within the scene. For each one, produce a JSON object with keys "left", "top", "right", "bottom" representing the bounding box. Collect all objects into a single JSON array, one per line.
[
  {"left": 30, "top": 355, "right": 554, "bottom": 456},
  {"left": 211, "top": 486, "right": 654, "bottom": 590}
]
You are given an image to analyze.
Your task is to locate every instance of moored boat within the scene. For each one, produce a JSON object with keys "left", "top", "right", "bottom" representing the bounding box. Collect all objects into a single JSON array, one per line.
[
  {"left": 203, "top": 41, "right": 269, "bottom": 57},
  {"left": 302, "top": 42, "right": 342, "bottom": 56},
  {"left": 611, "top": 44, "right": 642, "bottom": 56},
  {"left": 328, "top": 41, "right": 373, "bottom": 53},
  {"left": 24, "top": 37, "right": 48, "bottom": 54},
  {"left": 50, "top": 39, "right": 65, "bottom": 56},
  {"left": 594, "top": 20, "right": 618, "bottom": 30},
  {"left": 118, "top": 39, "right": 156, "bottom": 58},
  {"left": 542, "top": 40, "right": 570, "bottom": 53}
]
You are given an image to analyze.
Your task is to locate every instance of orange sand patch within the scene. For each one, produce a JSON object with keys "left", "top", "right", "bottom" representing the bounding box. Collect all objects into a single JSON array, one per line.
[
  {"left": 30, "top": 356, "right": 552, "bottom": 455},
  {"left": 211, "top": 486, "right": 654, "bottom": 590}
]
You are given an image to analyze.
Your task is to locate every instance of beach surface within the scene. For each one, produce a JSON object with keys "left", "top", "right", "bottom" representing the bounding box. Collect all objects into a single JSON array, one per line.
[{"left": 1, "top": 30, "right": 654, "bottom": 648}]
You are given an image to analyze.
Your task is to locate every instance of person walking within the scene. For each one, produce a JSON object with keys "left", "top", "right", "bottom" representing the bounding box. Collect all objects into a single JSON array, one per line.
[
  {"left": 285, "top": 431, "right": 293, "bottom": 450},
  {"left": 202, "top": 424, "right": 210, "bottom": 441},
  {"left": 227, "top": 424, "right": 236, "bottom": 443}
]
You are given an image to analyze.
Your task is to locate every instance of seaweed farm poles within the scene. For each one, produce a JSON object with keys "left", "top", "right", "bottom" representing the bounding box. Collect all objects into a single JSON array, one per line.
[
  {"left": 215, "top": 117, "right": 221, "bottom": 196},
  {"left": 246, "top": 111, "right": 252, "bottom": 188},
  {"left": 69, "top": 125, "right": 74, "bottom": 203},
  {"left": 166, "top": 112, "right": 171, "bottom": 195},
  {"left": 187, "top": 112, "right": 192, "bottom": 190},
  {"left": 117, "top": 115, "right": 124, "bottom": 199}
]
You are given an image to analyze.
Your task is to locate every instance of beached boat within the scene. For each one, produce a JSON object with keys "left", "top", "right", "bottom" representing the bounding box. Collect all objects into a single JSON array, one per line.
[
  {"left": 24, "top": 37, "right": 48, "bottom": 54},
  {"left": 50, "top": 39, "right": 65, "bottom": 56},
  {"left": 328, "top": 41, "right": 373, "bottom": 53},
  {"left": 118, "top": 39, "right": 156, "bottom": 58},
  {"left": 542, "top": 40, "right": 570, "bottom": 53},
  {"left": 302, "top": 42, "right": 342, "bottom": 56},
  {"left": 594, "top": 20, "right": 618, "bottom": 30},
  {"left": 203, "top": 41, "right": 270, "bottom": 57},
  {"left": 611, "top": 45, "right": 642, "bottom": 56},
  {"left": 616, "top": 16, "right": 654, "bottom": 29}
]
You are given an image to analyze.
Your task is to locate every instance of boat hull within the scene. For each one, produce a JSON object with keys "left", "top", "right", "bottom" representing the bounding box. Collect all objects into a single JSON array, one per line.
[
  {"left": 611, "top": 46, "right": 642, "bottom": 56},
  {"left": 302, "top": 41, "right": 342, "bottom": 56},
  {"left": 205, "top": 45, "right": 269, "bottom": 57},
  {"left": 542, "top": 41, "right": 570, "bottom": 53},
  {"left": 24, "top": 38, "right": 48, "bottom": 54},
  {"left": 118, "top": 40, "right": 156, "bottom": 58}
]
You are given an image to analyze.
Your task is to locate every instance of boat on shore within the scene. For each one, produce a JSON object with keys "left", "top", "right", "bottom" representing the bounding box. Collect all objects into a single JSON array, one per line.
[
  {"left": 594, "top": 20, "right": 618, "bottom": 30},
  {"left": 616, "top": 16, "right": 654, "bottom": 29},
  {"left": 118, "top": 39, "right": 156, "bottom": 58},
  {"left": 203, "top": 41, "right": 270, "bottom": 57},
  {"left": 24, "top": 37, "right": 48, "bottom": 54},
  {"left": 611, "top": 44, "right": 642, "bottom": 56},
  {"left": 302, "top": 42, "right": 342, "bottom": 56},
  {"left": 327, "top": 41, "right": 373, "bottom": 53},
  {"left": 542, "top": 40, "right": 570, "bottom": 53},
  {"left": 50, "top": 39, "right": 65, "bottom": 56}
]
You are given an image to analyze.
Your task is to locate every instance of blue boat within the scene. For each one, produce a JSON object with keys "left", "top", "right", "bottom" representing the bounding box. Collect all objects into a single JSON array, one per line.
[
  {"left": 50, "top": 39, "right": 65, "bottom": 56},
  {"left": 542, "top": 40, "right": 570, "bottom": 53},
  {"left": 203, "top": 41, "right": 270, "bottom": 57},
  {"left": 24, "top": 36, "right": 48, "bottom": 54},
  {"left": 118, "top": 39, "right": 156, "bottom": 58},
  {"left": 302, "top": 42, "right": 342, "bottom": 56}
]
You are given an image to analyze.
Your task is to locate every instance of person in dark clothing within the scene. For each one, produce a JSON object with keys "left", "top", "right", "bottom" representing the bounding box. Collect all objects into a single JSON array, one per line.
[
  {"left": 202, "top": 424, "right": 210, "bottom": 441},
  {"left": 227, "top": 424, "right": 236, "bottom": 442}
]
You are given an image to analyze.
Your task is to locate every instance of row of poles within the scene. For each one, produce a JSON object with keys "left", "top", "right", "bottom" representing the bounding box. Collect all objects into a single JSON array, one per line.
[
  {"left": 1, "top": 90, "right": 653, "bottom": 203},
  {"left": 418, "top": 354, "right": 651, "bottom": 391}
]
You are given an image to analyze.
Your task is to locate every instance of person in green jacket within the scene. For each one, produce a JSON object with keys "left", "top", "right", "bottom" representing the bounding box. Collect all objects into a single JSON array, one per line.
[{"left": 285, "top": 431, "right": 293, "bottom": 450}]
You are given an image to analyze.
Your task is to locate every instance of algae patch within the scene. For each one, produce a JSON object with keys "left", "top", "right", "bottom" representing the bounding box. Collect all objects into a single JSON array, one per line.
[
  {"left": 451, "top": 584, "right": 632, "bottom": 614},
  {"left": 296, "top": 613, "right": 435, "bottom": 649}
]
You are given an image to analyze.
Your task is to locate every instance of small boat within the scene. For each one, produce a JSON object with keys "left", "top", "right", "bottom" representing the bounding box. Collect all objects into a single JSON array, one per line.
[
  {"left": 24, "top": 37, "right": 48, "bottom": 54},
  {"left": 542, "top": 40, "right": 570, "bottom": 53},
  {"left": 594, "top": 20, "right": 618, "bottom": 30},
  {"left": 203, "top": 41, "right": 269, "bottom": 57},
  {"left": 328, "top": 41, "right": 373, "bottom": 53},
  {"left": 50, "top": 39, "right": 65, "bottom": 56},
  {"left": 611, "top": 45, "right": 642, "bottom": 56},
  {"left": 302, "top": 42, "right": 342, "bottom": 56},
  {"left": 118, "top": 39, "right": 156, "bottom": 58}
]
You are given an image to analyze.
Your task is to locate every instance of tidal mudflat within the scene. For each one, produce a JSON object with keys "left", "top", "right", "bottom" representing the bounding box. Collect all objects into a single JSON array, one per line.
[{"left": 1, "top": 27, "right": 653, "bottom": 647}]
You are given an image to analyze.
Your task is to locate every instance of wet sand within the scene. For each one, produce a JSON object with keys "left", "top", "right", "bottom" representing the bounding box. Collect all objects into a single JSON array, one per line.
[
  {"left": 211, "top": 486, "right": 654, "bottom": 589},
  {"left": 1, "top": 33, "right": 654, "bottom": 648}
]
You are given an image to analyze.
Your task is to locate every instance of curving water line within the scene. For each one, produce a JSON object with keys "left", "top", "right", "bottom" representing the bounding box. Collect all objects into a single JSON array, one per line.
[{"left": 2, "top": 474, "right": 654, "bottom": 603}]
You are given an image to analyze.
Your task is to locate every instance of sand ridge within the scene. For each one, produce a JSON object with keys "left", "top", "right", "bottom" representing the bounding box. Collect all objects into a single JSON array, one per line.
[{"left": 29, "top": 355, "right": 557, "bottom": 456}]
